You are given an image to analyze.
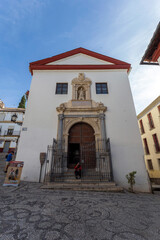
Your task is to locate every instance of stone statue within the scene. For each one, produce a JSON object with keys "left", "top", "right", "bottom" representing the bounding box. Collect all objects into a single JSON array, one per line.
[
  {"left": 78, "top": 87, "right": 85, "bottom": 100},
  {"left": 0, "top": 99, "right": 5, "bottom": 109}
]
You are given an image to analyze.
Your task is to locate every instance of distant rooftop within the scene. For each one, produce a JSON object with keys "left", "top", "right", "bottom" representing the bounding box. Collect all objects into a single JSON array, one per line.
[
  {"left": 140, "top": 22, "right": 160, "bottom": 65},
  {"left": 137, "top": 96, "right": 160, "bottom": 119},
  {"left": 0, "top": 108, "right": 25, "bottom": 113}
]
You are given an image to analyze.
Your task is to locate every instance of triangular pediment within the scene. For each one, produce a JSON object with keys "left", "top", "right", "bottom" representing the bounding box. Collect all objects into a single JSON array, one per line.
[
  {"left": 46, "top": 53, "right": 114, "bottom": 65},
  {"left": 29, "top": 47, "right": 131, "bottom": 75}
]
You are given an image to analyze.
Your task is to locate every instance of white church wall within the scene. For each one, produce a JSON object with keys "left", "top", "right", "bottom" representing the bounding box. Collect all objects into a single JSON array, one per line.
[{"left": 16, "top": 69, "right": 150, "bottom": 192}]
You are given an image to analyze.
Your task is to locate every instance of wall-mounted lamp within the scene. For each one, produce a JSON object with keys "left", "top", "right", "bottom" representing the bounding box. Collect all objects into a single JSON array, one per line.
[{"left": 11, "top": 114, "right": 22, "bottom": 126}]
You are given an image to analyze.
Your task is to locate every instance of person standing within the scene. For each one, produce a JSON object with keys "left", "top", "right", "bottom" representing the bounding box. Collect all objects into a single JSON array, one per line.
[{"left": 4, "top": 151, "right": 14, "bottom": 173}]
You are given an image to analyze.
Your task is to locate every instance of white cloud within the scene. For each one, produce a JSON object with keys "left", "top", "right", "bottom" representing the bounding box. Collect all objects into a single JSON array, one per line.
[
  {"left": 85, "top": 0, "right": 160, "bottom": 114},
  {"left": 130, "top": 66, "right": 160, "bottom": 114}
]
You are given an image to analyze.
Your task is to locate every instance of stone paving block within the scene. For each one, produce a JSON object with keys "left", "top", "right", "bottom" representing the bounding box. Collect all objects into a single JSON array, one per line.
[{"left": 0, "top": 158, "right": 160, "bottom": 239}]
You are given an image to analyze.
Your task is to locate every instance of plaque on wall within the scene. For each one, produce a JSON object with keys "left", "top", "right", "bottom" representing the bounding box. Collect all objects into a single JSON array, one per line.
[{"left": 72, "top": 100, "right": 92, "bottom": 107}]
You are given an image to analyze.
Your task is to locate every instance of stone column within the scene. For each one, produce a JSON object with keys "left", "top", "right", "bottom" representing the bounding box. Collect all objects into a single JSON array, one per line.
[
  {"left": 99, "top": 113, "right": 106, "bottom": 140},
  {"left": 99, "top": 113, "right": 107, "bottom": 151},
  {"left": 57, "top": 114, "right": 64, "bottom": 146},
  {"left": 57, "top": 114, "right": 66, "bottom": 171}
]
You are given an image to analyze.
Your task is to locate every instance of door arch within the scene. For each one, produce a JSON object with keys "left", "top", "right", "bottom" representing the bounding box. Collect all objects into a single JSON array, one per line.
[{"left": 68, "top": 122, "right": 96, "bottom": 168}]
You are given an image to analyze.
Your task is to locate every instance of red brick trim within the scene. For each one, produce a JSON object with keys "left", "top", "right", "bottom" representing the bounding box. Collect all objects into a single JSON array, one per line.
[
  {"left": 30, "top": 48, "right": 130, "bottom": 65},
  {"left": 29, "top": 47, "right": 131, "bottom": 75},
  {"left": 152, "top": 43, "right": 160, "bottom": 62},
  {"left": 30, "top": 64, "right": 130, "bottom": 75}
]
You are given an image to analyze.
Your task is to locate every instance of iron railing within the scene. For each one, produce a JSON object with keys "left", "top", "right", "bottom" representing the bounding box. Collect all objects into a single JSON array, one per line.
[
  {"left": 44, "top": 138, "right": 113, "bottom": 183},
  {"left": 3, "top": 131, "right": 20, "bottom": 136}
]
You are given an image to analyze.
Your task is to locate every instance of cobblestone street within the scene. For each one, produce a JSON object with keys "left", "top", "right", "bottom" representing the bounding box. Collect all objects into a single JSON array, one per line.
[{"left": 0, "top": 157, "right": 160, "bottom": 240}]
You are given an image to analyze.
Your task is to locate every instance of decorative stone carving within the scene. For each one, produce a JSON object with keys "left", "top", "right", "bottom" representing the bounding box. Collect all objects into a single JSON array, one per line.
[
  {"left": 78, "top": 73, "right": 85, "bottom": 81},
  {"left": 57, "top": 103, "right": 66, "bottom": 114},
  {"left": 58, "top": 114, "right": 64, "bottom": 120},
  {"left": 63, "top": 117, "right": 101, "bottom": 140},
  {"left": 72, "top": 73, "right": 92, "bottom": 100},
  {"left": 0, "top": 99, "right": 5, "bottom": 109},
  {"left": 56, "top": 73, "right": 107, "bottom": 152}
]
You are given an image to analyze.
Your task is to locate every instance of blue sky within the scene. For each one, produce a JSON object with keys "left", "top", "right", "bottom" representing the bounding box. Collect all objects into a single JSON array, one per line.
[{"left": 0, "top": 0, "right": 160, "bottom": 114}]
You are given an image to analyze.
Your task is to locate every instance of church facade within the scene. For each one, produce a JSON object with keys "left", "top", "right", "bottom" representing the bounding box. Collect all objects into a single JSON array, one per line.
[{"left": 16, "top": 48, "right": 150, "bottom": 192}]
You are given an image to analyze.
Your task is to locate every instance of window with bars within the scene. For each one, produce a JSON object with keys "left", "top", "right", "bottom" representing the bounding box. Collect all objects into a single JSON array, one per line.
[
  {"left": 96, "top": 83, "right": 108, "bottom": 94},
  {"left": 139, "top": 119, "right": 145, "bottom": 134},
  {"left": 152, "top": 134, "right": 160, "bottom": 153},
  {"left": 143, "top": 138, "right": 150, "bottom": 155},
  {"left": 56, "top": 83, "right": 68, "bottom": 94},
  {"left": 147, "top": 159, "right": 153, "bottom": 170},
  {"left": 147, "top": 112, "right": 154, "bottom": 129}
]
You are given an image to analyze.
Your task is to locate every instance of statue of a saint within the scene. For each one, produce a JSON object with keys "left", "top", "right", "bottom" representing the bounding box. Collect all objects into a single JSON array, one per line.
[{"left": 78, "top": 87, "right": 85, "bottom": 100}]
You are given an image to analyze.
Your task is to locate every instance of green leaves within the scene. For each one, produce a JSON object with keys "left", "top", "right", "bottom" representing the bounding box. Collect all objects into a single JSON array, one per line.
[{"left": 126, "top": 171, "right": 137, "bottom": 192}]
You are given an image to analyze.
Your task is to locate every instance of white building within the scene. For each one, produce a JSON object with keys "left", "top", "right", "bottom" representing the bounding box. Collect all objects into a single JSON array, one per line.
[
  {"left": 0, "top": 101, "right": 25, "bottom": 153},
  {"left": 16, "top": 48, "right": 150, "bottom": 192}
]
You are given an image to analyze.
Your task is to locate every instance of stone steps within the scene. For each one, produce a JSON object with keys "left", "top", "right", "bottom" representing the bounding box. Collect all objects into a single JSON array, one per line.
[
  {"left": 41, "top": 181, "right": 124, "bottom": 192},
  {"left": 45, "top": 168, "right": 113, "bottom": 185},
  {"left": 0, "top": 154, "right": 6, "bottom": 183}
]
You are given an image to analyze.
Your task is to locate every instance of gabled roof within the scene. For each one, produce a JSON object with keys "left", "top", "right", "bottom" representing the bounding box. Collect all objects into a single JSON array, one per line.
[{"left": 29, "top": 47, "right": 131, "bottom": 75}]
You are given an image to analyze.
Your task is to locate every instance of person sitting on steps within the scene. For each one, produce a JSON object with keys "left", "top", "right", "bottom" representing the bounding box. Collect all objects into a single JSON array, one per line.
[{"left": 74, "top": 162, "right": 82, "bottom": 179}]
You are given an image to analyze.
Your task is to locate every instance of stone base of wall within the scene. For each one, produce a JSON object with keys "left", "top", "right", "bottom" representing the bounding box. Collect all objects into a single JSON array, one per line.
[{"left": 150, "top": 178, "right": 160, "bottom": 185}]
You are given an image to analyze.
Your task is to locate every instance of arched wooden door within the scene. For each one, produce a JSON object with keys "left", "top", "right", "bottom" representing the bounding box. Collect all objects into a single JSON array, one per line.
[{"left": 68, "top": 122, "right": 96, "bottom": 168}]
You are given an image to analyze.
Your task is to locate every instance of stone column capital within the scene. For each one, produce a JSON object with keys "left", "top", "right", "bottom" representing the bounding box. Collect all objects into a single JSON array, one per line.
[
  {"left": 99, "top": 113, "right": 105, "bottom": 120},
  {"left": 58, "top": 114, "right": 64, "bottom": 120}
]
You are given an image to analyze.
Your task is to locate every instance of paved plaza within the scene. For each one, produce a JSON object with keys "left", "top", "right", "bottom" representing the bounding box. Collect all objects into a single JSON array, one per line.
[{"left": 0, "top": 158, "right": 160, "bottom": 240}]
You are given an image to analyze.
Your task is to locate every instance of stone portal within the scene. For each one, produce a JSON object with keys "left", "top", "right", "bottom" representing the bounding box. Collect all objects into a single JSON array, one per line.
[{"left": 56, "top": 73, "right": 108, "bottom": 172}]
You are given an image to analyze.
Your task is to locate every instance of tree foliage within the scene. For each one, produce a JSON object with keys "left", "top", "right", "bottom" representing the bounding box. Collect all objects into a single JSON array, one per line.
[{"left": 18, "top": 95, "right": 26, "bottom": 108}]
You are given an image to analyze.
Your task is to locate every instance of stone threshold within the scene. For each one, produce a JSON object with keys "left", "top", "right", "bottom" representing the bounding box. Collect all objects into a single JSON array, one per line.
[{"left": 41, "top": 181, "right": 124, "bottom": 192}]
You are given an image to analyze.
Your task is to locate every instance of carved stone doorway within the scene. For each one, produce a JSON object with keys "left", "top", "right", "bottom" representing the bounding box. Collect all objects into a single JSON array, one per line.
[{"left": 67, "top": 122, "right": 96, "bottom": 168}]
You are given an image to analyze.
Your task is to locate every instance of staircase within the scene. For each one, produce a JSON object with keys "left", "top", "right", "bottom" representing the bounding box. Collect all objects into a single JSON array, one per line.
[
  {"left": 42, "top": 168, "right": 124, "bottom": 192},
  {"left": 41, "top": 181, "right": 124, "bottom": 192},
  {"left": 0, "top": 153, "right": 7, "bottom": 184}
]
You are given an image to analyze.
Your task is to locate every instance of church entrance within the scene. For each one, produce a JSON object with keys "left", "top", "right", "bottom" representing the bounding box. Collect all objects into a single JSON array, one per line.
[{"left": 68, "top": 123, "right": 96, "bottom": 169}]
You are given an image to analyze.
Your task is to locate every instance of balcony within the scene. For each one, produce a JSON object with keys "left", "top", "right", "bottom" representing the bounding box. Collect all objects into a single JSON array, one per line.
[{"left": 2, "top": 131, "right": 21, "bottom": 136}]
